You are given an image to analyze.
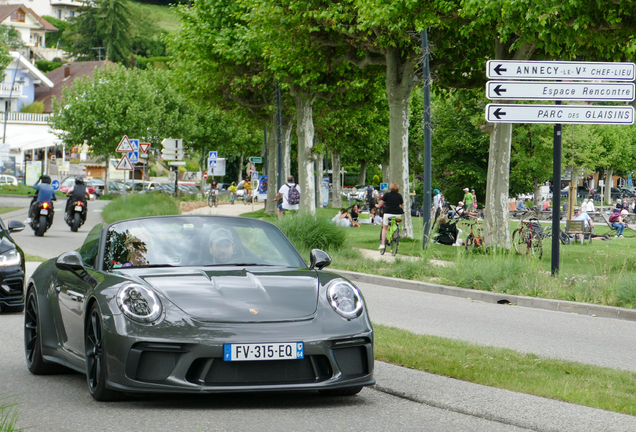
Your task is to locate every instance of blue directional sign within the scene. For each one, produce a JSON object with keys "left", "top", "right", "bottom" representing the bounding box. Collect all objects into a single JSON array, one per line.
[
  {"left": 51, "top": 180, "right": 60, "bottom": 190},
  {"left": 128, "top": 151, "right": 139, "bottom": 163}
]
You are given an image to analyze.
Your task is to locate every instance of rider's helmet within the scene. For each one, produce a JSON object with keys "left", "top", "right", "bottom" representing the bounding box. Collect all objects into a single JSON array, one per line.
[
  {"left": 232, "top": 182, "right": 236, "bottom": 186},
  {"left": 75, "top": 176, "right": 84, "bottom": 185},
  {"left": 41, "top": 175, "right": 51, "bottom": 184}
]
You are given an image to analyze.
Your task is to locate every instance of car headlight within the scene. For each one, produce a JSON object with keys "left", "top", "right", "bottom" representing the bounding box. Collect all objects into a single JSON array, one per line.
[
  {"left": 326, "top": 279, "right": 364, "bottom": 320},
  {"left": 116, "top": 284, "right": 162, "bottom": 323},
  {"left": 0, "top": 249, "right": 20, "bottom": 267}
]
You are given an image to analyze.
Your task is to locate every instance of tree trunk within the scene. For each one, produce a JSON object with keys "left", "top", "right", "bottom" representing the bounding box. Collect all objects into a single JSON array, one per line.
[
  {"left": 382, "top": 163, "right": 390, "bottom": 184},
  {"left": 358, "top": 160, "right": 367, "bottom": 185},
  {"left": 332, "top": 150, "right": 342, "bottom": 208},
  {"left": 569, "top": 166, "right": 579, "bottom": 215},
  {"left": 283, "top": 118, "right": 293, "bottom": 179},
  {"left": 484, "top": 41, "right": 535, "bottom": 248},
  {"left": 104, "top": 156, "right": 110, "bottom": 194},
  {"left": 604, "top": 167, "right": 613, "bottom": 204},
  {"left": 238, "top": 151, "right": 243, "bottom": 183},
  {"left": 265, "top": 121, "right": 278, "bottom": 214},
  {"left": 484, "top": 123, "right": 513, "bottom": 249},
  {"left": 385, "top": 47, "right": 417, "bottom": 238},
  {"left": 533, "top": 177, "right": 540, "bottom": 206},
  {"left": 316, "top": 153, "right": 324, "bottom": 207},
  {"left": 293, "top": 94, "right": 316, "bottom": 213}
]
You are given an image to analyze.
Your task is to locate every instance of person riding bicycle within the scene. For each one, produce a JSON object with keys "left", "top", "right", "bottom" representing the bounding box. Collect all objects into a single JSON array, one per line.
[
  {"left": 65, "top": 176, "right": 90, "bottom": 215},
  {"left": 378, "top": 182, "right": 403, "bottom": 250},
  {"left": 228, "top": 181, "right": 237, "bottom": 204},
  {"left": 27, "top": 175, "right": 56, "bottom": 223},
  {"left": 209, "top": 179, "right": 219, "bottom": 196}
]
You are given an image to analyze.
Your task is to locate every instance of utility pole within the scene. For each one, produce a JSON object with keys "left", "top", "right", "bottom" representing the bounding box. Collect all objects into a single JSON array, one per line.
[{"left": 91, "top": 47, "right": 105, "bottom": 61}]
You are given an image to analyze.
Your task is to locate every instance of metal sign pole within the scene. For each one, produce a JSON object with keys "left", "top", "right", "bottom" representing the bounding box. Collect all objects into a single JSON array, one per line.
[{"left": 551, "top": 101, "right": 562, "bottom": 275}]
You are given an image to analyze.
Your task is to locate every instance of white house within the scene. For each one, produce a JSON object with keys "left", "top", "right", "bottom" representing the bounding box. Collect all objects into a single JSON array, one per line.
[
  {"left": 0, "top": 0, "right": 83, "bottom": 22},
  {"left": 0, "top": 4, "right": 59, "bottom": 60}
]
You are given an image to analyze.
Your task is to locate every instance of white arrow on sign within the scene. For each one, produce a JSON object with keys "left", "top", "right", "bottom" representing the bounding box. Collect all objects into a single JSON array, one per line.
[
  {"left": 486, "top": 60, "right": 636, "bottom": 81},
  {"left": 485, "top": 104, "right": 635, "bottom": 125},
  {"left": 116, "top": 154, "right": 134, "bottom": 170},
  {"left": 486, "top": 81, "right": 636, "bottom": 102}
]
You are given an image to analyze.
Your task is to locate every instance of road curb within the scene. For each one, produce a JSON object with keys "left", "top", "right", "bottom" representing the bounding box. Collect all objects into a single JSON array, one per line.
[{"left": 331, "top": 268, "right": 636, "bottom": 323}]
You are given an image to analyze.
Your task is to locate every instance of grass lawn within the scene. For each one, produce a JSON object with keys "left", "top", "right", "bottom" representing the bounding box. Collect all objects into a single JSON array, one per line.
[
  {"left": 375, "top": 324, "right": 636, "bottom": 416},
  {"left": 129, "top": 1, "right": 180, "bottom": 33}
]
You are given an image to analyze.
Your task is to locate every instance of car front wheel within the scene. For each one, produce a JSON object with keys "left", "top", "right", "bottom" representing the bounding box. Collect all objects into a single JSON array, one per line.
[{"left": 85, "top": 304, "right": 123, "bottom": 401}]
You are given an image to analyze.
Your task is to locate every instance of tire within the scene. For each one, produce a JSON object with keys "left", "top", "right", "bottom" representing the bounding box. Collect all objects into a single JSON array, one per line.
[
  {"left": 531, "top": 233, "right": 543, "bottom": 259},
  {"left": 71, "top": 212, "right": 81, "bottom": 232},
  {"left": 208, "top": 195, "right": 213, "bottom": 207},
  {"left": 560, "top": 230, "right": 571, "bottom": 245},
  {"left": 25, "top": 290, "right": 63, "bottom": 374},
  {"left": 391, "top": 230, "right": 399, "bottom": 256},
  {"left": 319, "top": 386, "right": 363, "bottom": 397},
  {"left": 512, "top": 228, "right": 529, "bottom": 256},
  {"left": 85, "top": 304, "right": 124, "bottom": 401},
  {"left": 214, "top": 196, "right": 218, "bottom": 207},
  {"left": 465, "top": 234, "right": 474, "bottom": 251},
  {"left": 35, "top": 215, "right": 47, "bottom": 237}
]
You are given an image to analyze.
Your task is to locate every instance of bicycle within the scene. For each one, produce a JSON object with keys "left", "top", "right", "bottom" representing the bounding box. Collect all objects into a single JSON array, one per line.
[
  {"left": 208, "top": 190, "right": 218, "bottom": 207},
  {"left": 380, "top": 216, "right": 402, "bottom": 256},
  {"left": 465, "top": 221, "right": 484, "bottom": 250},
  {"left": 243, "top": 190, "right": 250, "bottom": 205},
  {"left": 512, "top": 210, "right": 545, "bottom": 259}
]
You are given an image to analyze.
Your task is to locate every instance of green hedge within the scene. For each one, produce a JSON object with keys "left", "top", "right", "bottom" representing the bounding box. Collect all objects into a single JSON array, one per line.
[{"left": 275, "top": 213, "right": 346, "bottom": 252}]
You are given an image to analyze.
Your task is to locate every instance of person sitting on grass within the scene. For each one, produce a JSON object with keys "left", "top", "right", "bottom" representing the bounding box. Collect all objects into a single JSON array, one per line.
[
  {"left": 332, "top": 208, "right": 353, "bottom": 227},
  {"left": 456, "top": 201, "right": 479, "bottom": 219},
  {"left": 609, "top": 208, "right": 626, "bottom": 238}
]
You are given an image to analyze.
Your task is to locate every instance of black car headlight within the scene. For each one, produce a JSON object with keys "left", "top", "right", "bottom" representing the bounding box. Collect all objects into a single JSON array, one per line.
[
  {"left": 326, "top": 279, "right": 364, "bottom": 320},
  {"left": 0, "top": 249, "right": 20, "bottom": 267},
  {"left": 116, "top": 284, "right": 162, "bottom": 323}
]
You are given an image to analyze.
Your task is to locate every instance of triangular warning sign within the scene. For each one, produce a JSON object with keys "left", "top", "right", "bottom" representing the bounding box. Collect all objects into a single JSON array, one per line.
[
  {"left": 116, "top": 154, "right": 134, "bottom": 170},
  {"left": 116, "top": 135, "right": 134, "bottom": 153},
  {"left": 140, "top": 143, "right": 151, "bottom": 154}
]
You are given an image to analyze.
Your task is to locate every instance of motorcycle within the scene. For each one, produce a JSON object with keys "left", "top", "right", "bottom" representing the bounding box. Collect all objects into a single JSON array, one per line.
[
  {"left": 65, "top": 200, "right": 87, "bottom": 232},
  {"left": 30, "top": 201, "right": 54, "bottom": 237}
]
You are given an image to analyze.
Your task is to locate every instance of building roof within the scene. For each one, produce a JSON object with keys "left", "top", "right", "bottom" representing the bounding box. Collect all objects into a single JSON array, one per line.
[
  {"left": 34, "top": 61, "right": 110, "bottom": 113},
  {"left": 0, "top": 4, "right": 57, "bottom": 32}
]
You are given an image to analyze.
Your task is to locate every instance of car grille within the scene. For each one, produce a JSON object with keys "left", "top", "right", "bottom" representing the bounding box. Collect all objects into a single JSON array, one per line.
[
  {"left": 333, "top": 346, "right": 368, "bottom": 377},
  {"left": 186, "top": 355, "right": 332, "bottom": 386},
  {"left": 136, "top": 351, "right": 178, "bottom": 382}
]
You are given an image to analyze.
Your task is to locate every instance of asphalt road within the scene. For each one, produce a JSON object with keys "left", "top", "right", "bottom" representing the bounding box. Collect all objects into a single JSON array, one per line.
[
  {"left": 0, "top": 195, "right": 109, "bottom": 259},
  {"left": 2, "top": 197, "right": 636, "bottom": 431}
]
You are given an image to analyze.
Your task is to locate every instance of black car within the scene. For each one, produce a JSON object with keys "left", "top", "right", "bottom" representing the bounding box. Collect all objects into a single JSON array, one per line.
[
  {"left": 25, "top": 215, "right": 374, "bottom": 400},
  {"left": 0, "top": 217, "right": 26, "bottom": 312}
]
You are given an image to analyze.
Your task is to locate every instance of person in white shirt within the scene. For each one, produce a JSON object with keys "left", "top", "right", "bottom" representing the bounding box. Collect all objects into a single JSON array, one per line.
[{"left": 275, "top": 175, "right": 301, "bottom": 216}]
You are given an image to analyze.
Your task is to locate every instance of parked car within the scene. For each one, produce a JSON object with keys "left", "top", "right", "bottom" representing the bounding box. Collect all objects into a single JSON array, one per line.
[
  {"left": 59, "top": 177, "right": 96, "bottom": 198},
  {"left": 0, "top": 174, "right": 18, "bottom": 186},
  {"left": 24, "top": 216, "right": 374, "bottom": 400},
  {"left": 0, "top": 217, "right": 25, "bottom": 313}
]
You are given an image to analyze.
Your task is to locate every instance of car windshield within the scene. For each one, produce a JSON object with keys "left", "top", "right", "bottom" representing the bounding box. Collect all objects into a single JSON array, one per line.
[{"left": 103, "top": 216, "right": 306, "bottom": 270}]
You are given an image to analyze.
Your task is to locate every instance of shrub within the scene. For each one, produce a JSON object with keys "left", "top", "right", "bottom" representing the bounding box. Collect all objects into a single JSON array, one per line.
[
  {"left": 20, "top": 101, "right": 44, "bottom": 113},
  {"left": 372, "top": 175, "right": 380, "bottom": 186},
  {"left": 275, "top": 213, "right": 346, "bottom": 252},
  {"left": 101, "top": 193, "right": 179, "bottom": 224}
]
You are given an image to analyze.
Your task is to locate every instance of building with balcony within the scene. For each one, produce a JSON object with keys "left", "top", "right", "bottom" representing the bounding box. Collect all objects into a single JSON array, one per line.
[
  {"left": 1, "top": 50, "right": 54, "bottom": 112},
  {"left": 0, "top": 0, "right": 84, "bottom": 22},
  {"left": 0, "top": 4, "right": 58, "bottom": 60}
]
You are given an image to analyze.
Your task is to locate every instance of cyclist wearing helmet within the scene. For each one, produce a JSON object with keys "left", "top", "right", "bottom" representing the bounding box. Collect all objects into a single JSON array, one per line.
[
  {"left": 66, "top": 176, "right": 90, "bottom": 214},
  {"left": 228, "top": 181, "right": 237, "bottom": 204},
  {"left": 27, "top": 175, "right": 56, "bottom": 223}
]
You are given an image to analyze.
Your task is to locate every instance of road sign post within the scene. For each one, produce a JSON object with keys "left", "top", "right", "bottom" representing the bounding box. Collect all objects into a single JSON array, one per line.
[{"left": 484, "top": 60, "right": 636, "bottom": 276}]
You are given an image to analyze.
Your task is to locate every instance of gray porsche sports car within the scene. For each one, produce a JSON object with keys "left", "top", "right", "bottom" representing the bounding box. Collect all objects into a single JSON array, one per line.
[{"left": 24, "top": 215, "right": 374, "bottom": 401}]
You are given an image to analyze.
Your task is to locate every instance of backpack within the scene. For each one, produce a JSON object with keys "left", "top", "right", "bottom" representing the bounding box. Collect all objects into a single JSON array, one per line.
[
  {"left": 287, "top": 184, "right": 300, "bottom": 205},
  {"left": 437, "top": 221, "right": 458, "bottom": 245},
  {"left": 609, "top": 212, "right": 620, "bottom": 223}
]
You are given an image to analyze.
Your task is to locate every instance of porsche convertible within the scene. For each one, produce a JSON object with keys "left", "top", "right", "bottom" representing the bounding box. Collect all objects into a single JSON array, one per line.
[{"left": 24, "top": 215, "right": 374, "bottom": 401}]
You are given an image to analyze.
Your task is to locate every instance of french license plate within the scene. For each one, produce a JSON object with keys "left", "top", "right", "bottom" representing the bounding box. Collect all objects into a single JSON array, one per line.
[
  {"left": 74, "top": 206, "right": 83, "bottom": 211},
  {"left": 40, "top": 209, "right": 48, "bottom": 215},
  {"left": 224, "top": 342, "right": 304, "bottom": 361}
]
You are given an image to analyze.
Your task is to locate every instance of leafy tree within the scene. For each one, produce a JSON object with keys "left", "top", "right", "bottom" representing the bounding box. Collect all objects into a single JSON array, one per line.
[
  {"left": 49, "top": 65, "right": 190, "bottom": 191},
  {"left": 0, "top": 25, "right": 23, "bottom": 49},
  {"left": 41, "top": 16, "right": 72, "bottom": 50}
]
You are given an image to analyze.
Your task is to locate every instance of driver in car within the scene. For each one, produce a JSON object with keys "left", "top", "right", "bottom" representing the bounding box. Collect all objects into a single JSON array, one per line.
[{"left": 208, "top": 227, "right": 236, "bottom": 264}]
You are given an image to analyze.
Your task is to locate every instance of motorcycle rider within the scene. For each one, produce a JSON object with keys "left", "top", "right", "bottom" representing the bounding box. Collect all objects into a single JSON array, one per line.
[
  {"left": 27, "top": 175, "right": 56, "bottom": 223},
  {"left": 65, "top": 176, "right": 90, "bottom": 217}
]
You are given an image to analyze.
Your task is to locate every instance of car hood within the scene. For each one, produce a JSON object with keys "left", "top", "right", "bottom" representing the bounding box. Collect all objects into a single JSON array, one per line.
[{"left": 141, "top": 268, "right": 319, "bottom": 323}]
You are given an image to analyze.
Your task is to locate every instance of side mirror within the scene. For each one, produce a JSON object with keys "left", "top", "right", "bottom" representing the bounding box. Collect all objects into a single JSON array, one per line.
[
  {"left": 309, "top": 249, "right": 332, "bottom": 270},
  {"left": 56, "top": 251, "right": 85, "bottom": 271},
  {"left": 8, "top": 220, "right": 24, "bottom": 233}
]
